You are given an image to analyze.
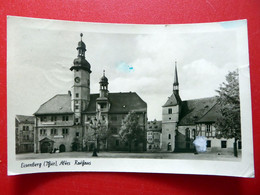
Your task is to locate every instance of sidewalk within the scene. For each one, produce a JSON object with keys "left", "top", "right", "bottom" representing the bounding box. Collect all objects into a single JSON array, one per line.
[{"left": 16, "top": 150, "right": 241, "bottom": 161}]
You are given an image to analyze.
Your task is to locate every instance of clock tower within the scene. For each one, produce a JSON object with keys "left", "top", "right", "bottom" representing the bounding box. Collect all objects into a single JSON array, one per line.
[{"left": 70, "top": 33, "right": 91, "bottom": 124}]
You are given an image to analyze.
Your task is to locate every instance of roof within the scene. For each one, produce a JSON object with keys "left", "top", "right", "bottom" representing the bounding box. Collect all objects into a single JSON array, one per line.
[
  {"left": 85, "top": 92, "right": 147, "bottom": 114},
  {"left": 178, "top": 96, "right": 217, "bottom": 126},
  {"left": 163, "top": 92, "right": 181, "bottom": 107},
  {"left": 147, "top": 120, "right": 162, "bottom": 132},
  {"left": 35, "top": 92, "right": 147, "bottom": 115},
  {"left": 196, "top": 103, "right": 220, "bottom": 123},
  {"left": 34, "top": 94, "right": 73, "bottom": 115},
  {"left": 16, "top": 115, "right": 34, "bottom": 123},
  {"left": 39, "top": 137, "right": 54, "bottom": 142}
]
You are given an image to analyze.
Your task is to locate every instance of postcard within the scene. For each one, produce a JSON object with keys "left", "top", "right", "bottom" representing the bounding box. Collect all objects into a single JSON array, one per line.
[{"left": 7, "top": 16, "right": 254, "bottom": 177}]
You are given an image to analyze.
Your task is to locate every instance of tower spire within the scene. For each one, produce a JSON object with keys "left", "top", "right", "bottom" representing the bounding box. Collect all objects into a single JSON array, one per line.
[{"left": 173, "top": 61, "right": 179, "bottom": 93}]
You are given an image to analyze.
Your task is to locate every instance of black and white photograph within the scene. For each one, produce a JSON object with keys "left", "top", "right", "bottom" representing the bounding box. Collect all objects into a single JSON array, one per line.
[{"left": 7, "top": 16, "right": 254, "bottom": 177}]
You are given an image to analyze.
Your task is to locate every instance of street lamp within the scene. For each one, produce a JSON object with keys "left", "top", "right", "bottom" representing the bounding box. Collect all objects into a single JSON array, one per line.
[{"left": 89, "top": 117, "right": 101, "bottom": 157}]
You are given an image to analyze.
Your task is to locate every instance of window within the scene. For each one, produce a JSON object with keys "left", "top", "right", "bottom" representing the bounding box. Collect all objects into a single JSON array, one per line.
[
  {"left": 75, "top": 105, "right": 79, "bottom": 110},
  {"left": 76, "top": 93, "right": 79, "bottom": 98},
  {"left": 116, "top": 140, "right": 119, "bottom": 146},
  {"left": 75, "top": 118, "right": 79, "bottom": 123},
  {"left": 62, "top": 128, "right": 69, "bottom": 135},
  {"left": 62, "top": 116, "right": 69, "bottom": 121},
  {"left": 76, "top": 132, "right": 79, "bottom": 136},
  {"left": 51, "top": 116, "right": 57, "bottom": 122},
  {"left": 206, "top": 124, "right": 211, "bottom": 132},
  {"left": 169, "top": 117, "right": 171, "bottom": 120},
  {"left": 238, "top": 141, "right": 242, "bottom": 149},
  {"left": 51, "top": 129, "right": 57, "bottom": 135},
  {"left": 40, "top": 129, "right": 46, "bottom": 135},
  {"left": 102, "top": 115, "right": 106, "bottom": 121},
  {"left": 221, "top": 140, "right": 227, "bottom": 148},
  {"left": 168, "top": 108, "right": 172, "bottom": 114},
  {"left": 27, "top": 135, "right": 29, "bottom": 140},
  {"left": 207, "top": 140, "right": 211, "bottom": 148},
  {"left": 75, "top": 100, "right": 78, "bottom": 104},
  {"left": 168, "top": 134, "right": 171, "bottom": 139},
  {"left": 40, "top": 116, "right": 47, "bottom": 122}
]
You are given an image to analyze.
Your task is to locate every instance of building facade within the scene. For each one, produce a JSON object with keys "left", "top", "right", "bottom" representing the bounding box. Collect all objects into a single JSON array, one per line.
[
  {"left": 33, "top": 34, "right": 147, "bottom": 153},
  {"left": 147, "top": 120, "right": 162, "bottom": 152},
  {"left": 15, "top": 115, "right": 34, "bottom": 153},
  {"left": 160, "top": 64, "right": 241, "bottom": 153}
]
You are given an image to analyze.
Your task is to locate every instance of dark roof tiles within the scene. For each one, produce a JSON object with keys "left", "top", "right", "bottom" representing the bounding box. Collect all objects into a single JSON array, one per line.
[
  {"left": 179, "top": 96, "right": 217, "bottom": 126},
  {"left": 85, "top": 92, "right": 147, "bottom": 113},
  {"left": 34, "top": 94, "right": 73, "bottom": 115},
  {"left": 16, "top": 115, "right": 34, "bottom": 123},
  {"left": 34, "top": 92, "right": 147, "bottom": 115}
]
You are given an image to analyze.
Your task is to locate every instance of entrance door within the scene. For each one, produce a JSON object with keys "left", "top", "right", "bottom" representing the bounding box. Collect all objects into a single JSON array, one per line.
[
  {"left": 72, "top": 142, "right": 78, "bottom": 151},
  {"left": 167, "top": 143, "right": 172, "bottom": 151},
  {"left": 59, "top": 144, "right": 66, "bottom": 152},
  {"left": 41, "top": 142, "right": 52, "bottom": 153}
]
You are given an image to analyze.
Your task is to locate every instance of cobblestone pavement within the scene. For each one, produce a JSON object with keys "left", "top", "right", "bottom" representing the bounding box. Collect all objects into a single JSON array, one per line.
[{"left": 16, "top": 150, "right": 241, "bottom": 161}]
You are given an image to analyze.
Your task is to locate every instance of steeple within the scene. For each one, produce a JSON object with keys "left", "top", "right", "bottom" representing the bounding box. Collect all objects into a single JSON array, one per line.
[
  {"left": 173, "top": 61, "right": 179, "bottom": 94},
  {"left": 70, "top": 33, "right": 91, "bottom": 73},
  {"left": 99, "top": 70, "right": 109, "bottom": 98}
]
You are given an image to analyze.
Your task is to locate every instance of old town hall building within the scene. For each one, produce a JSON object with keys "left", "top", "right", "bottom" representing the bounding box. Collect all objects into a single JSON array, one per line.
[{"left": 33, "top": 34, "right": 147, "bottom": 153}]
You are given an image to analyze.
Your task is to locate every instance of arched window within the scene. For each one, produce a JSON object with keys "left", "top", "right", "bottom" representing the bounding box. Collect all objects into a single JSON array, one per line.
[{"left": 168, "top": 134, "right": 171, "bottom": 139}]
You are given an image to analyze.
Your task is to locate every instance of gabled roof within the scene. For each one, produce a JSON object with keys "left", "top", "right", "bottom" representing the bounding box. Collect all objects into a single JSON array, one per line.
[
  {"left": 178, "top": 96, "right": 217, "bottom": 126},
  {"left": 16, "top": 115, "right": 34, "bottom": 123},
  {"left": 39, "top": 137, "right": 54, "bottom": 142},
  {"left": 85, "top": 92, "right": 147, "bottom": 114},
  {"left": 34, "top": 94, "right": 73, "bottom": 115},
  {"left": 196, "top": 103, "right": 220, "bottom": 123},
  {"left": 147, "top": 120, "right": 162, "bottom": 132},
  {"left": 162, "top": 92, "right": 181, "bottom": 107}
]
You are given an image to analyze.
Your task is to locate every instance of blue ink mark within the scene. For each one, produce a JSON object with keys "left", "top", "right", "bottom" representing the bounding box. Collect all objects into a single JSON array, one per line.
[
  {"left": 220, "top": 20, "right": 246, "bottom": 29},
  {"left": 117, "top": 61, "right": 134, "bottom": 72}
]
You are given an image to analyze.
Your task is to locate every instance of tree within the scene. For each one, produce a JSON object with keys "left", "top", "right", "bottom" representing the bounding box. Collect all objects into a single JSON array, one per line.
[
  {"left": 215, "top": 70, "right": 241, "bottom": 157},
  {"left": 85, "top": 120, "right": 111, "bottom": 153},
  {"left": 119, "top": 111, "right": 145, "bottom": 152}
]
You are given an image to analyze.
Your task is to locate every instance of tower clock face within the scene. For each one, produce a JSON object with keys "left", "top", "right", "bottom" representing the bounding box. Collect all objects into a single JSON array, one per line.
[{"left": 75, "top": 77, "right": 80, "bottom": 83}]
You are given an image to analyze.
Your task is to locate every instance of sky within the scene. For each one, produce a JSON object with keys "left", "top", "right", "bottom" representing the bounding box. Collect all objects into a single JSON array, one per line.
[{"left": 7, "top": 17, "right": 248, "bottom": 122}]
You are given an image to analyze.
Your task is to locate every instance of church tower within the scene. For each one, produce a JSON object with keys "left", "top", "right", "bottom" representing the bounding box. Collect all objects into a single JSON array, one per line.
[
  {"left": 70, "top": 33, "right": 91, "bottom": 124},
  {"left": 161, "top": 62, "right": 181, "bottom": 152}
]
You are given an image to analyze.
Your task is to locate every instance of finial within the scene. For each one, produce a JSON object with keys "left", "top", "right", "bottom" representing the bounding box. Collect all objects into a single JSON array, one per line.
[
  {"left": 80, "top": 33, "right": 83, "bottom": 41},
  {"left": 103, "top": 70, "right": 105, "bottom": 76}
]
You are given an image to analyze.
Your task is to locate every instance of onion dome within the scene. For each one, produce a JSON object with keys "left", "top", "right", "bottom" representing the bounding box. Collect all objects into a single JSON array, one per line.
[
  {"left": 99, "top": 70, "right": 109, "bottom": 85},
  {"left": 70, "top": 33, "right": 91, "bottom": 73}
]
